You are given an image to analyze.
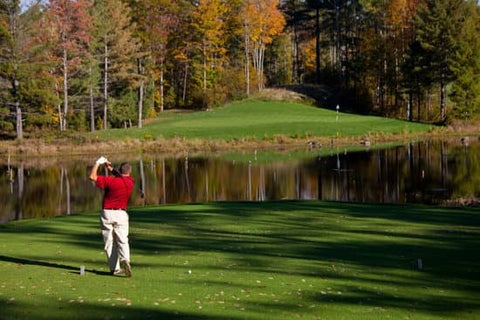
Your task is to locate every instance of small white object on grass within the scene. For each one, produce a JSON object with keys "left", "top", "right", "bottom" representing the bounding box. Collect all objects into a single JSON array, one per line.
[{"left": 188, "top": 270, "right": 192, "bottom": 274}]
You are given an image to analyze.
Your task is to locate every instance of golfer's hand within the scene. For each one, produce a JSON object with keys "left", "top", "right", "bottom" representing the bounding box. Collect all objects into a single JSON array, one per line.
[{"left": 96, "top": 156, "right": 107, "bottom": 165}]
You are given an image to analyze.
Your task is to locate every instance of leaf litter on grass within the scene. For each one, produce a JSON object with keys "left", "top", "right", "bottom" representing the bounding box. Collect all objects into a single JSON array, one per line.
[{"left": 1, "top": 202, "right": 480, "bottom": 320}]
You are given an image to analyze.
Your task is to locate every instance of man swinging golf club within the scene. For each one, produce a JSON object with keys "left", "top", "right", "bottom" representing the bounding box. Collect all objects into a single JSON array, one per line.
[{"left": 89, "top": 156, "right": 135, "bottom": 277}]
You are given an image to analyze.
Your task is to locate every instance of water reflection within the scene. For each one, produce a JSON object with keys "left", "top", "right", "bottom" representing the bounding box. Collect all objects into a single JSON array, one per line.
[{"left": 1, "top": 139, "right": 479, "bottom": 223}]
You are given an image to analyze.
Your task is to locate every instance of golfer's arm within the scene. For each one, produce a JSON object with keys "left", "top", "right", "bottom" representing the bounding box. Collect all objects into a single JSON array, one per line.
[
  {"left": 106, "top": 163, "right": 121, "bottom": 177},
  {"left": 89, "top": 164, "right": 99, "bottom": 182}
]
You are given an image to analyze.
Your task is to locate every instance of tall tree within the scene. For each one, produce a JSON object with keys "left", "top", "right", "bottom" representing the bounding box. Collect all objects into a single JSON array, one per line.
[
  {"left": 190, "top": 0, "right": 228, "bottom": 106},
  {"left": 448, "top": 0, "right": 480, "bottom": 120},
  {"left": 413, "top": 0, "right": 466, "bottom": 122},
  {"left": 128, "top": 0, "right": 179, "bottom": 119},
  {"left": 46, "top": 0, "right": 92, "bottom": 131},
  {"left": 92, "top": 0, "right": 142, "bottom": 129},
  {"left": 242, "top": 0, "right": 285, "bottom": 92},
  {"left": 281, "top": 0, "right": 310, "bottom": 84},
  {"left": 305, "top": 0, "right": 322, "bottom": 84},
  {"left": 0, "top": 0, "right": 24, "bottom": 138},
  {"left": 0, "top": 0, "right": 51, "bottom": 138}
]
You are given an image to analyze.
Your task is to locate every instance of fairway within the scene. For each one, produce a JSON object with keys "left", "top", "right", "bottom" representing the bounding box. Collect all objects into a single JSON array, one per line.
[
  {"left": 0, "top": 201, "right": 478, "bottom": 320},
  {"left": 96, "top": 100, "right": 432, "bottom": 141}
]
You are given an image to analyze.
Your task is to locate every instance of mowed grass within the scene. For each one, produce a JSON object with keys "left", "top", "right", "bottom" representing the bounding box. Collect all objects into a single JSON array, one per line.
[
  {"left": 1, "top": 201, "right": 479, "bottom": 320},
  {"left": 97, "top": 100, "right": 432, "bottom": 141}
]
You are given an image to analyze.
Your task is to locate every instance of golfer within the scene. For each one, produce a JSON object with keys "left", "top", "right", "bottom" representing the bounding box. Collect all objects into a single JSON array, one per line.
[{"left": 89, "top": 156, "right": 135, "bottom": 277}]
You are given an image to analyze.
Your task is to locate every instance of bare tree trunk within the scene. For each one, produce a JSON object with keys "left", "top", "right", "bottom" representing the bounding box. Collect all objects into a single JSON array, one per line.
[
  {"left": 62, "top": 46, "right": 68, "bottom": 131},
  {"left": 57, "top": 102, "right": 63, "bottom": 130},
  {"left": 89, "top": 67, "right": 95, "bottom": 132},
  {"left": 6, "top": 2, "right": 23, "bottom": 138},
  {"left": 292, "top": 6, "right": 299, "bottom": 84},
  {"left": 440, "top": 78, "right": 446, "bottom": 122},
  {"left": 138, "top": 80, "right": 144, "bottom": 128},
  {"left": 293, "top": 31, "right": 299, "bottom": 84},
  {"left": 103, "top": 43, "right": 109, "bottom": 130},
  {"left": 11, "top": 78, "right": 23, "bottom": 139},
  {"left": 160, "top": 62, "right": 164, "bottom": 112},
  {"left": 54, "top": 80, "right": 63, "bottom": 130},
  {"left": 253, "top": 46, "right": 265, "bottom": 91},
  {"left": 15, "top": 101, "right": 22, "bottom": 139},
  {"left": 137, "top": 59, "right": 144, "bottom": 127}
]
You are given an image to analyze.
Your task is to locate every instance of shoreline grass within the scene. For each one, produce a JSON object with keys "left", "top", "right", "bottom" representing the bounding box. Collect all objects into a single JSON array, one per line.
[{"left": 1, "top": 201, "right": 479, "bottom": 319}]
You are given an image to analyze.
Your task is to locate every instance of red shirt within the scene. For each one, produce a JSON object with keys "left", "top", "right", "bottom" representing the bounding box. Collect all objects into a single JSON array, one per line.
[{"left": 95, "top": 175, "right": 135, "bottom": 209}]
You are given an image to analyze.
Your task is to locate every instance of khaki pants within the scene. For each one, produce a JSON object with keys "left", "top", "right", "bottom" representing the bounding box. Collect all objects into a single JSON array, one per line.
[{"left": 100, "top": 209, "right": 130, "bottom": 272}]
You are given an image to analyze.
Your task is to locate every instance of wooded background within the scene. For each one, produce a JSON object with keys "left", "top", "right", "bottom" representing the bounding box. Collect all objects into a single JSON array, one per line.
[{"left": 1, "top": 0, "right": 479, "bottom": 138}]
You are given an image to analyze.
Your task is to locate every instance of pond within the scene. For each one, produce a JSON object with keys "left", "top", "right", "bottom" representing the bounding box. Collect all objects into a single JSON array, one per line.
[{"left": 1, "top": 138, "right": 479, "bottom": 223}]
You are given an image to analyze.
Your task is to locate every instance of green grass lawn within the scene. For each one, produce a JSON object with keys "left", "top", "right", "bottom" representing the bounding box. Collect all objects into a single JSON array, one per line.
[
  {"left": 96, "top": 99, "right": 432, "bottom": 141},
  {"left": 1, "top": 201, "right": 479, "bottom": 320}
]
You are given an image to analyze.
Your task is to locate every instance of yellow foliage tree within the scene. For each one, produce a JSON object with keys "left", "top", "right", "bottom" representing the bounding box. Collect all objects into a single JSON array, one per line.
[
  {"left": 242, "top": 0, "right": 286, "bottom": 92},
  {"left": 191, "top": 0, "right": 228, "bottom": 94}
]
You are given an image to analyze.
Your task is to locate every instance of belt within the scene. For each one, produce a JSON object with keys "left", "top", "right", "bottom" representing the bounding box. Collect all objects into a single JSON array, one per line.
[{"left": 104, "top": 208, "right": 126, "bottom": 211}]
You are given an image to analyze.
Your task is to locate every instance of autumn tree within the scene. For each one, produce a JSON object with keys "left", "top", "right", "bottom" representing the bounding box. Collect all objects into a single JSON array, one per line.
[
  {"left": 0, "top": 0, "right": 54, "bottom": 138},
  {"left": 0, "top": 0, "right": 25, "bottom": 138},
  {"left": 242, "top": 0, "right": 285, "bottom": 93},
  {"left": 129, "top": 0, "right": 179, "bottom": 116},
  {"left": 45, "top": 0, "right": 92, "bottom": 131},
  {"left": 190, "top": 0, "right": 228, "bottom": 107}
]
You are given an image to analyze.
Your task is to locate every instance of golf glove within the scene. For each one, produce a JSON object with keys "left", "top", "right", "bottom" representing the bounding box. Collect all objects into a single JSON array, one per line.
[{"left": 96, "top": 156, "right": 107, "bottom": 165}]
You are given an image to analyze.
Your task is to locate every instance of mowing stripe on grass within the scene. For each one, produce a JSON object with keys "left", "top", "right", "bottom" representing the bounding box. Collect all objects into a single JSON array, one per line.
[{"left": 1, "top": 201, "right": 478, "bottom": 319}]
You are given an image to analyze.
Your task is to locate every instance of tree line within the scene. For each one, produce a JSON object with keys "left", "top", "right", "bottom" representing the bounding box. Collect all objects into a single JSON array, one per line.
[{"left": 1, "top": 0, "right": 479, "bottom": 139}]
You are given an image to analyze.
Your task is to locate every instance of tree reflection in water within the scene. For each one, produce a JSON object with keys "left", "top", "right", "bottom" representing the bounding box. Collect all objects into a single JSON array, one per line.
[{"left": 1, "top": 139, "right": 479, "bottom": 223}]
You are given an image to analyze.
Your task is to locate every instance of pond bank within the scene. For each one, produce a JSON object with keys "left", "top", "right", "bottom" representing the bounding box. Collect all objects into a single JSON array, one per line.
[{"left": 0, "top": 128, "right": 476, "bottom": 160}]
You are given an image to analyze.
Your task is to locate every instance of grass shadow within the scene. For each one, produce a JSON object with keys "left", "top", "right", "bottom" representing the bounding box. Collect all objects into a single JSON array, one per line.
[{"left": 0, "top": 255, "right": 111, "bottom": 276}]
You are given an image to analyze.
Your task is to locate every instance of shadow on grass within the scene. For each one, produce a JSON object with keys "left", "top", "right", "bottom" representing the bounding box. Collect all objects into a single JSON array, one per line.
[
  {"left": 0, "top": 255, "right": 111, "bottom": 276},
  {"left": 1, "top": 298, "right": 239, "bottom": 320},
  {"left": 127, "top": 201, "right": 480, "bottom": 316},
  {"left": 2, "top": 200, "right": 479, "bottom": 319}
]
